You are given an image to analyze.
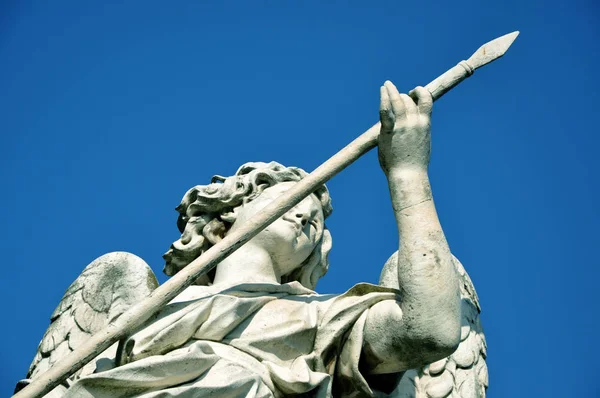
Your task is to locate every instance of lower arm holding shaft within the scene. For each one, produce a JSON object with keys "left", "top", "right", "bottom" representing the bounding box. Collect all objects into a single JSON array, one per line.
[{"left": 388, "top": 168, "right": 460, "bottom": 345}]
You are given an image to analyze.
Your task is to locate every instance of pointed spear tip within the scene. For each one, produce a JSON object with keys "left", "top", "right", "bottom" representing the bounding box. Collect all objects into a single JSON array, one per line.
[
  {"left": 467, "top": 30, "right": 520, "bottom": 69},
  {"left": 504, "top": 31, "right": 520, "bottom": 46},
  {"left": 485, "top": 30, "right": 520, "bottom": 55}
]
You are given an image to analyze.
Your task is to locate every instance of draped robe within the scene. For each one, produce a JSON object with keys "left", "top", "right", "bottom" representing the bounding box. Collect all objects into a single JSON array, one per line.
[{"left": 64, "top": 281, "right": 401, "bottom": 398}]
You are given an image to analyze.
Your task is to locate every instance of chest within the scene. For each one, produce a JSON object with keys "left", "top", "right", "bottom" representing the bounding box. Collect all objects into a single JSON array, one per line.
[{"left": 224, "top": 297, "right": 325, "bottom": 363}]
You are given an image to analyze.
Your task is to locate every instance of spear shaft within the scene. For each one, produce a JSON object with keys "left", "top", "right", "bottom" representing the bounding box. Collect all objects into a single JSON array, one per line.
[{"left": 15, "top": 31, "right": 518, "bottom": 398}]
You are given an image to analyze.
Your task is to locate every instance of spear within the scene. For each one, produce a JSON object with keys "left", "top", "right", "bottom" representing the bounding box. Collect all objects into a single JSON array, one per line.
[{"left": 15, "top": 31, "right": 519, "bottom": 398}]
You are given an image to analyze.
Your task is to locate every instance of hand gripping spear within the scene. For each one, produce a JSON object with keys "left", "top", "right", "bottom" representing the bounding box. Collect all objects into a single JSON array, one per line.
[{"left": 15, "top": 31, "right": 519, "bottom": 398}]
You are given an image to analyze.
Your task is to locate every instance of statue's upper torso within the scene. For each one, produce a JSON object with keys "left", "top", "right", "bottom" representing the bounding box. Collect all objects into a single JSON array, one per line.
[{"left": 64, "top": 282, "right": 399, "bottom": 398}]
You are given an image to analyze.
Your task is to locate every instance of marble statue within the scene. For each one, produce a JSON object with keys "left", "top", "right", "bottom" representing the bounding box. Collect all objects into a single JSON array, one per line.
[{"left": 17, "top": 82, "right": 487, "bottom": 398}]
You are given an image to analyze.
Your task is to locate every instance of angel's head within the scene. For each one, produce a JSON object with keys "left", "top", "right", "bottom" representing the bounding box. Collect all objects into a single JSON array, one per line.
[{"left": 163, "top": 161, "right": 333, "bottom": 290}]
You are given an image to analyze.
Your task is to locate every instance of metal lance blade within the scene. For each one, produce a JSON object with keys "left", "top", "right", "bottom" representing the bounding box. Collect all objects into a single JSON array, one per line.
[
  {"left": 426, "top": 31, "right": 519, "bottom": 100},
  {"left": 14, "top": 31, "right": 519, "bottom": 398}
]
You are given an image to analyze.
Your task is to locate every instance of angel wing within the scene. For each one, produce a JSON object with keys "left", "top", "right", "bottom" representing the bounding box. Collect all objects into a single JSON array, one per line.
[
  {"left": 391, "top": 255, "right": 488, "bottom": 398},
  {"left": 18, "top": 252, "right": 158, "bottom": 394}
]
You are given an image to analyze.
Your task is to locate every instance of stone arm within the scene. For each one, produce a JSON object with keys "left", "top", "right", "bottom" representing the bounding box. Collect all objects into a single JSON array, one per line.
[{"left": 360, "top": 82, "right": 461, "bottom": 375}]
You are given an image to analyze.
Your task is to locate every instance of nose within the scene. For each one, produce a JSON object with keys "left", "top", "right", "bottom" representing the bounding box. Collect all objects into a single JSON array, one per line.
[{"left": 295, "top": 212, "right": 308, "bottom": 227}]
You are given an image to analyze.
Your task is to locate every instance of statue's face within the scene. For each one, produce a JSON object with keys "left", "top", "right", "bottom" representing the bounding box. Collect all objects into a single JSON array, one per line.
[{"left": 229, "top": 181, "right": 325, "bottom": 277}]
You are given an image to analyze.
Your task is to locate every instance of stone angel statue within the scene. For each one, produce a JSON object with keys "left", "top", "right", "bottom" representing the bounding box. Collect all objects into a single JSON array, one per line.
[{"left": 17, "top": 82, "right": 487, "bottom": 398}]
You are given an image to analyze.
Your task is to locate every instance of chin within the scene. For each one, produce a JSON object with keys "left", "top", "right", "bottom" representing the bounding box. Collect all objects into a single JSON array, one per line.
[{"left": 260, "top": 225, "right": 314, "bottom": 270}]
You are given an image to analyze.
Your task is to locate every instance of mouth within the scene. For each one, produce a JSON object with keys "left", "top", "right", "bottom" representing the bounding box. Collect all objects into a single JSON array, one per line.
[{"left": 284, "top": 219, "right": 302, "bottom": 235}]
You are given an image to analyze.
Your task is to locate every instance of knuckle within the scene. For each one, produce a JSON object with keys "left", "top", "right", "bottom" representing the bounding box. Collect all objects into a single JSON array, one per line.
[{"left": 380, "top": 112, "right": 395, "bottom": 122}]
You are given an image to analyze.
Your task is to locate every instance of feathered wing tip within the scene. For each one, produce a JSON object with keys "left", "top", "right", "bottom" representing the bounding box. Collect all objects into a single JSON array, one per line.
[
  {"left": 18, "top": 252, "right": 158, "bottom": 394},
  {"left": 392, "top": 255, "right": 488, "bottom": 398}
]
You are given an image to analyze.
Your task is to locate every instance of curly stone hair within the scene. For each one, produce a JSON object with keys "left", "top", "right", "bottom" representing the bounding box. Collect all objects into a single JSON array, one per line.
[{"left": 163, "top": 161, "right": 333, "bottom": 290}]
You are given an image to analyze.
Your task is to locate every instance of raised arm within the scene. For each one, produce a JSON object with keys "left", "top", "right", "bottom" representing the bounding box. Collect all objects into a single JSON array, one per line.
[{"left": 361, "top": 81, "right": 461, "bottom": 374}]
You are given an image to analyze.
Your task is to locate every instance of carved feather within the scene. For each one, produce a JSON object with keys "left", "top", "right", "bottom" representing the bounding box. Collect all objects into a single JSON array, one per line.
[
  {"left": 392, "top": 256, "right": 488, "bottom": 398},
  {"left": 25, "top": 252, "right": 158, "bottom": 384}
]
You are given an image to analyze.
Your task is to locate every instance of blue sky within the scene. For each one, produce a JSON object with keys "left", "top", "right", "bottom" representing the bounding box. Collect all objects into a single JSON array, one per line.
[{"left": 1, "top": 1, "right": 598, "bottom": 397}]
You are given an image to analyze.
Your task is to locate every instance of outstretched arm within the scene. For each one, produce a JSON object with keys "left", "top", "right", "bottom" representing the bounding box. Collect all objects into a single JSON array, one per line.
[{"left": 362, "top": 82, "right": 461, "bottom": 374}]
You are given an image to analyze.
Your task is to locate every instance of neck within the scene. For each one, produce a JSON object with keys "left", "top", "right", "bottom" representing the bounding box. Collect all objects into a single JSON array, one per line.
[{"left": 212, "top": 242, "right": 280, "bottom": 286}]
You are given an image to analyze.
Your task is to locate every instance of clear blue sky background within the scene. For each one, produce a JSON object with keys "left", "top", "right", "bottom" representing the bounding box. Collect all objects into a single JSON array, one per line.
[{"left": 1, "top": 1, "right": 598, "bottom": 397}]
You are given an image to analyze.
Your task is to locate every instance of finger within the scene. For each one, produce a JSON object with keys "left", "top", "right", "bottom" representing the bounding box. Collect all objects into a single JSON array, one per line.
[
  {"left": 379, "top": 85, "right": 394, "bottom": 133},
  {"left": 384, "top": 80, "right": 406, "bottom": 120},
  {"left": 399, "top": 93, "right": 418, "bottom": 116},
  {"left": 408, "top": 86, "right": 433, "bottom": 115}
]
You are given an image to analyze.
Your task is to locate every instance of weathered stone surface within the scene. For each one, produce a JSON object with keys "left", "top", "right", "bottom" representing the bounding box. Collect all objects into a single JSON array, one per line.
[{"left": 19, "top": 82, "right": 488, "bottom": 398}]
